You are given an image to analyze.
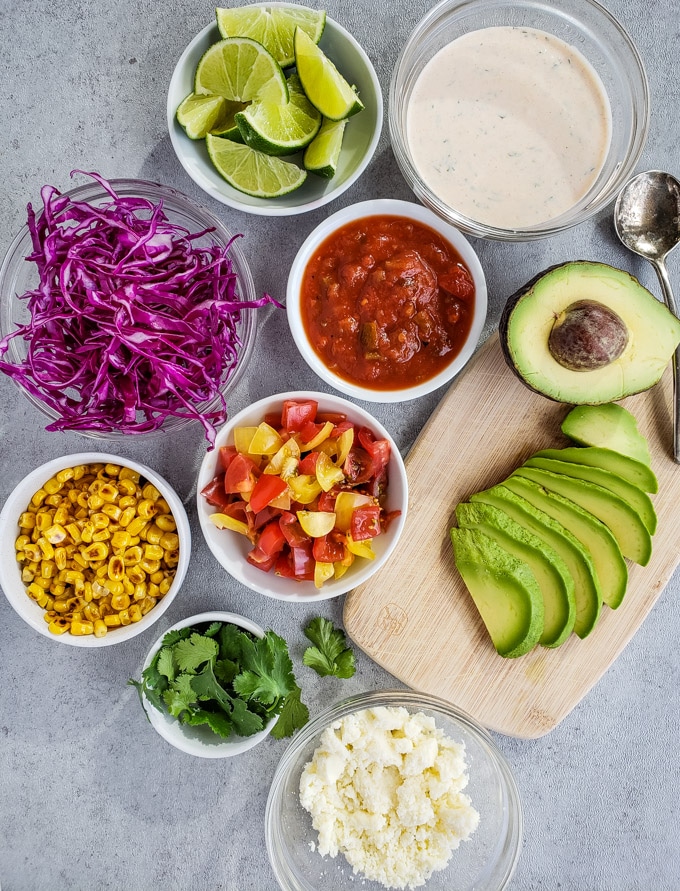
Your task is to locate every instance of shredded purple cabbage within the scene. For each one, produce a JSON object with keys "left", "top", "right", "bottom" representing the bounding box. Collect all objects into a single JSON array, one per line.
[{"left": 0, "top": 171, "right": 279, "bottom": 446}]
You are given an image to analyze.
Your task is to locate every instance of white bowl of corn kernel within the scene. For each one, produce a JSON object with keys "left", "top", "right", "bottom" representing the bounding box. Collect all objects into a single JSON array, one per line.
[{"left": 0, "top": 453, "right": 191, "bottom": 646}]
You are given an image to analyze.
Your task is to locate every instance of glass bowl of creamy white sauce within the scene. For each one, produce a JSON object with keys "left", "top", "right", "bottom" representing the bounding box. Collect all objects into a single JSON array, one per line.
[{"left": 389, "top": 0, "right": 649, "bottom": 241}]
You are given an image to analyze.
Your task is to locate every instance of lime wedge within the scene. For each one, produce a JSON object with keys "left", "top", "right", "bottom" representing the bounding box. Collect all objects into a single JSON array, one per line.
[
  {"left": 206, "top": 134, "right": 307, "bottom": 197},
  {"left": 235, "top": 73, "right": 321, "bottom": 156},
  {"left": 303, "top": 118, "right": 346, "bottom": 177},
  {"left": 294, "top": 28, "right": 364, "bottom": 121},
  {"left": 176, "top": 93, "right": 229, "bottom": 140},
  {"left": 216, "top": 5, "right": 326, "bottom": 68},
  {"left": 194, "top": 36, "right": 288, "bottom": 105}
]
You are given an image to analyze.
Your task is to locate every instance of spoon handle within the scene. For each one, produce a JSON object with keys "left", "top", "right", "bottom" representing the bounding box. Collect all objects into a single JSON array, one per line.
[{"left": 652, "top": 259, "right": 680, "bottom": 463}]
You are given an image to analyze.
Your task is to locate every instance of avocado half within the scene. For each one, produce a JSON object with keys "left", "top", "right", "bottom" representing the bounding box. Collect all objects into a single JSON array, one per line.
[{"left": 500, "top": 261, "right": 680, "bottom": 404}]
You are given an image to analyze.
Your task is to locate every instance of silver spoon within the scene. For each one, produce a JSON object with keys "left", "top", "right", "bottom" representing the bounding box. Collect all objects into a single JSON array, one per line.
[{"left": 614, "top": 170, "right": 680, "bottom": 463}]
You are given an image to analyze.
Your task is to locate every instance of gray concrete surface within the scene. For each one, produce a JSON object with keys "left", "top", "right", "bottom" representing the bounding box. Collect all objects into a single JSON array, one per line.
[{"left": 0, "top": 0, "right": 679, "bottom": 889}]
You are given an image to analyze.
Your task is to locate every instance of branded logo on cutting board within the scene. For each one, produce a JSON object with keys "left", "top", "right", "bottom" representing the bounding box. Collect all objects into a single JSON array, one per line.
[{"left": 377, "top": 603, "right": 408, "bottom": 635}]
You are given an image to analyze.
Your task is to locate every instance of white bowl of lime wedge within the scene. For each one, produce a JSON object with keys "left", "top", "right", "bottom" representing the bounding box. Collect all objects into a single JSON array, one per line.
[{"left": 167, "top": 3, "right": 382, "bottom": 216}]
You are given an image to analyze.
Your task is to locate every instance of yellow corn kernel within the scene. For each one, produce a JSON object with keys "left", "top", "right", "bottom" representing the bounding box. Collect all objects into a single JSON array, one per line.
[
  {"left": 45, "top": 523, "right": 68, "bottom": 545},
  {"left": 159, "top": 532, "right": 179, "bottom": 551},
  {"left": 104, "top": 463, "right": 121, "bottom": 477},
  {"left": 23, "top": 543, "right": 42, "bottom": 562},
  {"left": 103, "top": 613, "right": 122, "bottom": 627},
  {"left": 110, "top": 530, "right": 130, "bottom": 550},
  {"left": 118, "top": 494, "right": 137, "bottom": 510},
  {"left": 82, "top": 542, "right": 109, "bottom": 562},
  {"left": 71, "top": 465, "right": 87, "bottom": 480},
  {"left": 76, "top": 491, "right": 90, "bottom": 509},
  {"left": 147, "top": 582, "right": 160, "bottom": 598},
  {"left": 118, "top": 609, "right": 132, "bottom": 626},
  {"left": 140, "top": 596, "right": 157, "bottom": 615},
  {"left": 104, "top": 579, "right": 124, "bottom": 597},
  {"left": 159, "top": 576, "right": 173, "bottom": 596},
  {"left": 92, "top": 529, "right": 110, "bottom": 542},
  {"left": 110, "top": 592, "right": 130, "bottom": 611},
  {"left": 53, "top": 599, "right": 70, "bottom": 613},
  {"left": 83, "top": 602, "right": 101, "bottom": 622},
  {"left": 71, "top": 551, "right": 88, "bottom": 569},
  {"left": 67, "top": 489, "right": 79, "bottom": 504},
  {"left": 26, "top": 582, "right": 46, "bottom": 601},
  {"left": 44, "top": 494, "right": 62, "bottom": 508},
  {"left": 156, "top": 498, "right": 171, "bottom": 514},
  {"left": 88, "top": 478, "right": 105, "bottom": 494},
  {"left": 48, "top": 617, "right": 71, "bottom": 635},
  {"left": 44, "top": 610, "right": 55, "bottom": 623},
  {"left": 98, "top": 483, "right": 118, "bottom": 503},
  {"left": 119, "top": 506, "right": 137, "bottom": 527},
  {"left": 136, "top": 499, "right": 157, "bottom": 520},
  {"left": 91, "top": 580, "right": 109, "bottom": 600},
  {"left": 50, "top": 583, "right": 66, "bottom": 598},
  {"left": 40, "top": 560, "right": 57, "bottom": 579},
  {"left": 129, "top": 604, "right": 143, "bottom": 623},
  {"left": 35, "top": 512, "right": 52, "bottom": 533},
  {"left": 117, "top": 478, "right": 137, "bottom": 496},
  {"left": 87, "top": 493, "right": 104, "bottom": 510},
  {"left": 102, "top": 503, "right": 122, "bottom": 522},
  {"left": 18, "top": 512, "right": 36, "bottom": 530},
  {"left": 43, "top": 477, "right": 63, "bottom": 495},
  {"left": 164, "top": 549, "right": 180, "bottom": 568},
  {"left": 63, "top": 569, "right": 84, "bottom": 584},
  {"left": 126, "top": 565, "right": 146, "bottom": 585},
  {"left": 149, "top": 569, "right": 165, "bottom": 585},
  {"left": 93, "top": 619, "right": 107, "bottom": 637},
  {"left": 21, "top": 567, "right": 35, "bottom": 583},
  {"left": 37, "top": 537, "right": 54, "bottom": 560},
  {"left": 144, "top": 524, "right": 163, "bottom": 545},
  {"left": 70, "top": 611, "right": 83, "bottom": 623},
  {"left": 65, "top": 523, "right": 82, "bottom": 543},
  {"left": 71, "top": 620, "right": 94, "bottom": 636},
  {"left": 108, "top": 556, "right": 125, "bottom": 581},
  {"left": 80, "top": 524, "right": 93, "bottom": 544},
  {"left": 56, "top": 467, "right": 75, "bottom": 484},
  {"left": 132, "top": 583, "right": 147, "bottom": 601},
  {"left": 15, "top": 534, "right": 31, "bottom": 550},
  {"left": 123, "top": 545, "right": 143, "bottom": 566},
  {"left": 122, "top": 576, "right": 135, "bottom": 596},
  {"left": 90, "top": 512, "right": 109, "bottom": 531},
  {"left": 95, "top": 565, "right": 108, "bottom": 579},
  {"left": 126, "top": 516, "right": 148, "bottom": 537},
  {"left": 44, "top": 595, "right": 55, "bottom": 610},
  {"left": 155, "top": 514, "right": 177, "bottom": 532},
  {"left": 31, "top": 488, "right": 48, "bottom": 508},
  {"left": 141, "top": 559, "right": 160, "bottom": 575},
  {"left": 52, "top": 505, "right": 70, "bottom": 526},
  {"left": 119, "top": 467, "right": 140, "bottom": 482},
  {"left": 142, "top": 544, "right": 164, "bottom": 562},
  {"left": 141, "top": 483, "right": 161, "bottom": 503}
]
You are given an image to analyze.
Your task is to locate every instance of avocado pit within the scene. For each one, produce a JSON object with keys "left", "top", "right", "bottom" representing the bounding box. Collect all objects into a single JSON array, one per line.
[{"left": 548, "top": 300, "right": 629, "bottom": 371}]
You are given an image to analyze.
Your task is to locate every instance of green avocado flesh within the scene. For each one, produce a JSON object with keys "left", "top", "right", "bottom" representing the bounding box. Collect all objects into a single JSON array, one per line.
[
  {"left": 513, "top": 465, "right": 652, "bottom": 566},
  {"left": 523, "top": 456, "right": 657, "bottom": 535},
  {"left": 561, "top": 403, "right": 652, "bottom": 466},
  {"left": 501, "top": 476, "right": 628, "bottom": 609},
  {"left": 472, "top": 485, "right": 602, "bottom": 638},
  {"left": 532, "top": 446, "right": 658, "bottom": 494},
  {"left": 500, "top": 261, "right": 680, "bottom": 404},
  {"left": 450, "top": 527, "right": 544, "bottom": 658},
  {"left": 456, "top": 502, "right": 576, "bottom": 648}
]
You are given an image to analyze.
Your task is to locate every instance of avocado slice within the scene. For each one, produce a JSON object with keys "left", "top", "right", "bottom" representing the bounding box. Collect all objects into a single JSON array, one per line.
[
  {"left": 450, "top": 526, "right": 544, "bottom": 658},
  {"left": 561, "top": 403, "right": 652, "bottom": 466},
  {"left": 472, "top": 485, "right": 602, "bottom": 638},
  {"left": 456, "top": 502, "right": 576, "bottom": 648},
  {"left": 523, "top": 455, "right": 657, "bottom": 535},
  {"left": 532, "top": 446, "right": 658, "bottom": 494},
  {"left": 501, "top": 476, "right": 628, "bottom": 609},
  {"left": 513, "top": 465, "right": 652, "bottom": 566},
  {"left": 499, "top": 261, "right": 680, "bottom": 404}
]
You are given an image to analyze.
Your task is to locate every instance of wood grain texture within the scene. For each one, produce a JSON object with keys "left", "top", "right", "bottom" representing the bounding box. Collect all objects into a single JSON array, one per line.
[{"left": 343, "top": 334, "right": 678, "bottom": 738}]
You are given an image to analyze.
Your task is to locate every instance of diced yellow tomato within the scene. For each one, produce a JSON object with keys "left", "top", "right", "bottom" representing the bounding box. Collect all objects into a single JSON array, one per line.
[
  {"left": 269, "top": 490, "right": 291, "bottom": 510},
  {"left": 297, "top": 510, "right": 336, "bottom": 538},
  {"left": 298, "top": 421, "right": 334, "bottom": 451},
  {"left": 288, "top": 474, "right": 322, "bottom": 505},
  {"left": 249, "top": 422, "right": 284, "bottom": 456},
  {"left": 334, "top": 491, "right": 374, "bottom": 532},
  {"left": 315, "top": 451, "right": 345, "bottom": 492},
  {"left": 209, "top": 513, "right": 250, "bottom": 536},
  {"left": 346, "top": 533, "right": 375, "bottom": 559},
  {"left": 335, "top": 428, "right": 354, "bottom": 465},
  {"left": 233, "top": 426, "right": 258, "bottom": 455},
  {"left": 314, "top": 561, "right": 335, "bottom": 588},
  {"left": 265, "top": 439, "right": 301, "bottom": 475},
  {"left": 333, "top": 557, "right": 353, "bottom": 580}
]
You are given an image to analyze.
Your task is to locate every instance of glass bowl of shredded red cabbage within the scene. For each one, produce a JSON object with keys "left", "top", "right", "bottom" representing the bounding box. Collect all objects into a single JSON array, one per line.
[{"left": 0, "top": 172, "right": 277, "bottom": 446}]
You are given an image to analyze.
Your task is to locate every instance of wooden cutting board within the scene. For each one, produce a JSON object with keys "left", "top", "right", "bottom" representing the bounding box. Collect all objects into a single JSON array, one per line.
[{"left": 344, "top": 333, "right": 679, "bottom": 738}]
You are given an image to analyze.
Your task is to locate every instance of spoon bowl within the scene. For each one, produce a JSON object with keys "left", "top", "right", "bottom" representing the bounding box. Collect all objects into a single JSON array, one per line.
[{"left": 614, "top": 170, "right": 680, "bottom": 462}]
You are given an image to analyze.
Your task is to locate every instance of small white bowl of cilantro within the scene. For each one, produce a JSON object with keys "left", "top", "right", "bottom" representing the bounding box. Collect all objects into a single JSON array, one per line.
[{"left": 132, "top": 611, "right": 309, "bottom": 757}]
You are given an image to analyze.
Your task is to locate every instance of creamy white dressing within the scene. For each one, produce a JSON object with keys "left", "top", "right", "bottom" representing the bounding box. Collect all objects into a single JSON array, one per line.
[{"left": 406, "top": 27, "right": 612, "bottom": 229}]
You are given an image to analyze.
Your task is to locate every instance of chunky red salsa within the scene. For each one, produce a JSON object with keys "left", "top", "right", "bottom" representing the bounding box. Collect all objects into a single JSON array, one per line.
[{"left": 301, "top": 215, "right": 476, "bottom": 390}]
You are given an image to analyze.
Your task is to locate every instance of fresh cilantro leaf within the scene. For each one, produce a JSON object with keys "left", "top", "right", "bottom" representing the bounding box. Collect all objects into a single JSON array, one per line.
[
  {"left": 161, "top": 627, "right": 192, "bottom": 647},
  {"left": 204, "top": 622, "right": 222, "bottom": 638},
  {"left": 173, "top": 633, "right": 219, "bottom": 673},
  {"left": 233, "top": 631, "right": 296, "bottom": 705},
  {"left": 214, "top": 657, "right": 238, "bottom": 686},
  {"left": 141, "top": 659, "right": 166, "bottom": 692},
  {"left": 163, "top": 673, "right": 197, "bottom": 718},
  {"left": 303, "top": 617, "right": 356, "bottom": 679},
  {"left": 230, "top": 698, "right": 265, "bottom": 737},
  {"left": 190, "top": 661, "right": 234, "bottom": 715},
  {"left": 156, "top": 647, "right": 175, "bottom": 682},
  {"left": 270, "top": 685, "right": 309, "bottom": 739},
  {"left": 218, "top": 623, "right": 249, "bottom": 661},
  {"left": 184, "top": 709, "right": 233, "bottom": 739}
]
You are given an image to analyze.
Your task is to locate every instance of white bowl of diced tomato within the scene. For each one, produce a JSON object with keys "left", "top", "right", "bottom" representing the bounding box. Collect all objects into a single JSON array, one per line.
[{"left": 196, "top": 391, "right": 408, "bottom": 601}]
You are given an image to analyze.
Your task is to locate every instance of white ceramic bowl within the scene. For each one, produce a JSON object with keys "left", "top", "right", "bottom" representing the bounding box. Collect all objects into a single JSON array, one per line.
[
  {"left": 139, "top": 611, "right": 277, "bottom": 757},
  {"left": 167, "top": 5, "right": 382, "bottom": 216},
  {"left": 196, "top": 390, "right": 408, "bottom": 601},
  {"left": 286, "top": 198, "right": 487, "bottom": 402},
  {"left": 266, "top": 689, "right": 523, "bottom": 891},
  {"left": 0, "top": 453, "right": 191, "bottom": 647}
]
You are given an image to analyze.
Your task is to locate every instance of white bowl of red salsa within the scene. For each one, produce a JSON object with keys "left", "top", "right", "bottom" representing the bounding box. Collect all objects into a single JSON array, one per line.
[
  {"left": 196, "top": 392, "right": 408, "bottom": 601},
  {"left": 286, "top": 199, "right": 487, "bottom": 401}
]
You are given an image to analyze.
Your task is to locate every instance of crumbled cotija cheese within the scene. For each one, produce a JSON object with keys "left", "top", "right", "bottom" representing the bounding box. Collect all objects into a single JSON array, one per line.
[{"left": 299, "top": 706, "right": 480, "bottom": 889}]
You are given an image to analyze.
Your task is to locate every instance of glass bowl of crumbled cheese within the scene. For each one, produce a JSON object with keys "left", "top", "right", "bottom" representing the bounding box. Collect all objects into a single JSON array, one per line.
[{"left": 265, "top": 689, "right": 522, "bottom": 891}]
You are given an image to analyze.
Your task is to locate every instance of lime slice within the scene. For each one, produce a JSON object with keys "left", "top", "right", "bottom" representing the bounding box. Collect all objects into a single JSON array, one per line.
[
  {"left": 234, "top": 73, "right": 321, "bottom": 156},
  {"left": 294, "top": 28, "right": 364, "bottom": 121},
  {"left": 194, "top": 36, "right": 288, "bottom": 105},
  {"left": 216, "top": 5, "right": 326, "bottom": 68},
  {"left": 206, "top": 134, "right": 307, "bottom": 197},
  {"left": 303, "top": 117, "right": 346, "bottom": 177},
  {"left": 176, "top": 93, "right": 229, "bottom": 140}
]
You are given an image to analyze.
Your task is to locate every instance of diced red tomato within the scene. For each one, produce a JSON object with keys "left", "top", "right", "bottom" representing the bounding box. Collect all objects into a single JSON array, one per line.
[
  {"left": 279, "top": 512, "right": 310, "bottom": 548},
  {"left": 216, "top": 445, "right": 238, "bottom": 473},
  {"left": 246, "top": 547, "right": 278, "bottom": 573},
  {"left": 312, "top": 533, "right": 346, "bottom": 563},
  {"left": 290, "top": 541, "right": 315, "bottom": 580},
  {"left": 201, "top": 475, "right": 230, "bottom": 510},
  {"left": 249, "top": 473, "right": 288, "bottom": 514},
  {"left": 256, "top": 519, "right": 286, "bottom": 558},
  {"left": 225, "top": 453, "right": 259, "bottom": 495},
  {"left": 252, "top": 504, "right": 280, "bottom": 531},
  {"left": 331, "top": 420, "right": 354, "bottom": 438},
  {"left": 343, "top": 447, "right": 373, "bottom": 484},
  {"left": 298, "top": 451, "right": 319, "bottom": 475},
  {"left": 350, "top": 504, "right": 382, "bottom": 541},
  {"left": 299, "top": 420, "right": 325, "bottom": 444},
  {"left": 316, "top": 411, "right": 347, "bottom": 425},
  {"left": 282, "top": 399, "right": 318, "bottom": 433},
  {"left": 264, "top": 411, "right": 283, "bottom": 429},
  {"left": 317, "top": 490, "right": 338, "bottom": 513}
]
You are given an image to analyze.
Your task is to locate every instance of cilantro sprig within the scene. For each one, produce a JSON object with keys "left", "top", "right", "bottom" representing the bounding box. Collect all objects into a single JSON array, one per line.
[
  {"left": 303, "top": 617, "right": 356, "bottom": 679},
  {"left": 129, "top": 622, "right": 309, "bottom": 740}
]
